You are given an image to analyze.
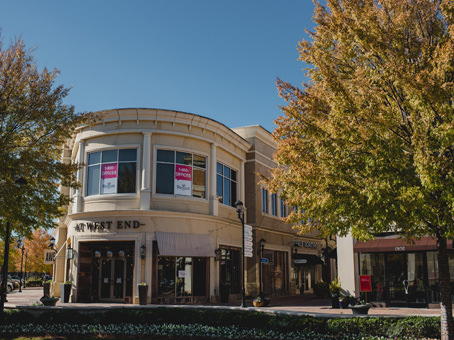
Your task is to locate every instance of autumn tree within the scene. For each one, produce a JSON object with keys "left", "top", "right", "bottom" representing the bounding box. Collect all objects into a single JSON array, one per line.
[
  {"left": 268, "top": 1, "right": 454, "bottom": 338},
  {"left": 9, "top": 229, "right": 53, "bottom": 275},
  {"left": 0, "top": 37, "right": 85, "bottom": 237}
]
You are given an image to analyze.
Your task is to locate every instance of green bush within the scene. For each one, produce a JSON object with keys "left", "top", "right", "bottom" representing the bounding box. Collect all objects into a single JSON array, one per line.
[{"left": 0, "top": 308, "right": 441, "bottom": 339}]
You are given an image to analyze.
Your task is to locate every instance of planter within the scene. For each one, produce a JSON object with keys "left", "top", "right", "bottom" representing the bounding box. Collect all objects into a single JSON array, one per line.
[
  {"left": 60, "top": 283, "right": 71, "bottom": 303},
  {"left": 138, "top": 285, "right": 148, "bottom": 305},
  {"left": 40, "top": 296, "right": 58, "bottom": 306},
  {"left": 43, "top": 282, "right": 51, "bottom": 297},
  {"left": 349, "top": 303, "right": 371, "bottom": 315},
  {"left": 253, "top": 300, "right": 264, "bottom": 307},
  {"left": 219, "top": 283, "right": 230, "bottom": 303}
]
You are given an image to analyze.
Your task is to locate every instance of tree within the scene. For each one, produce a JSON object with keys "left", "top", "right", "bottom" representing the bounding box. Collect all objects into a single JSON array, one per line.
[
  {"left": 9, "top": 229, "right": 53, "bottom": 275},
  {"left": 0, "top": 37, "right": 86, "bottom": 237},
  {"left": 267, "top": 1, "right": 454, "bottom": 338}
]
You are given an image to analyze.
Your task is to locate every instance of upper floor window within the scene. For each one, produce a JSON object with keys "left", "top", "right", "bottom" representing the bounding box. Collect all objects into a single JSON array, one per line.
[
  {"left": 261, "top": 188, "right": 269, "bottom": 214},
  {"left": 271, "top": 193, "right": 277, "bottom": 216},
  {"left": 216, "top": 162, "right": 237, "bottom": 207},
  {"left": 280, "top": 199, "right": 287, "bottom": 218},
  {"left": 156, "top": 150, "right": 206, "bottom": 198},
  {"left": 87, "top": 148, "right": 137, "bottom": 196}
]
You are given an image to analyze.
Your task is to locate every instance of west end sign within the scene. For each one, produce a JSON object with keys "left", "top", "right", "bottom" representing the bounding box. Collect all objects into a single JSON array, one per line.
[{"left": 74, "top": 220, "right": 144, "bottom": 232}]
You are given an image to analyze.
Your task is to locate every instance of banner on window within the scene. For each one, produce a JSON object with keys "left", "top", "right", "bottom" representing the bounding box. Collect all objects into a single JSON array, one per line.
[
  {"left": 101, "top": 163, "right": 117, "bottom": 194},
  {"left": 175, "top": 164, "right": 192, "bottom": 196},
  {"left": 359, "top": 275, "right": 372, "bottom": 292}
]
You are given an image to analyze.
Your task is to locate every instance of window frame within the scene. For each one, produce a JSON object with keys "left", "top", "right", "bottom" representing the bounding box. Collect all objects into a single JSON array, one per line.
[
  {"left": 154, "top": 147, "right": 208, "bottom": 199},
  {"left": 216, "top": 162, "right": 238, "bottom": 207},
  {"left": 85, "top": 147, "right": 139, "bottom": 197}
]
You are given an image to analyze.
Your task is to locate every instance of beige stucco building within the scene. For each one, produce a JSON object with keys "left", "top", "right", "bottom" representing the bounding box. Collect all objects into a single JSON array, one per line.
[{"left": 51, "top": 108, "right": 334, "bottom": 304}]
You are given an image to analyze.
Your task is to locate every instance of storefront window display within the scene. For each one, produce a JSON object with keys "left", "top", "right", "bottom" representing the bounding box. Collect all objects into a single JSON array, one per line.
[
  {"left": 359, "top": 251, "right": 454, "bottom": 306},
  {"left": 157, "top": 256, "right": 207, "bottom": 301},
  {"left": 219, "top": 247, "right": 241, "bottom": 295}
]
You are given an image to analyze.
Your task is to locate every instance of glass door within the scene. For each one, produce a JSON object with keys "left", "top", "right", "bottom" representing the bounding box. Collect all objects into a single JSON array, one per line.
[
  {"left": 99, "top": 258, "right": 126, "bottom": 301},
  {"left": 387, "top": 253, "right": 407, "bottom": 306}
]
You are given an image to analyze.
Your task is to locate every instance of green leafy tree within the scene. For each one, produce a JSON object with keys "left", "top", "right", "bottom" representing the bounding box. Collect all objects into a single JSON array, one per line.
[
  {"left": 268, "top": 1, "right": 454, "bottom": 338},
  {"left": 0, "top": 37, "right": 85, "bottom": 237}
]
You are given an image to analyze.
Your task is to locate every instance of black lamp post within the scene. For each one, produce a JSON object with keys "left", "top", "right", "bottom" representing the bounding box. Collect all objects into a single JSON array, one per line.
[
  {"left": 234, "top": 200, "right": 247, "bottom": 308},
  {"left": 0, "top": 176, "right": 27, "bottom": 313},
  {"left": 16, "top": 239, "right": 25, "bottom": 292},
  {"left": 258, "top": 238, "right": 265, "bottom": 295}
]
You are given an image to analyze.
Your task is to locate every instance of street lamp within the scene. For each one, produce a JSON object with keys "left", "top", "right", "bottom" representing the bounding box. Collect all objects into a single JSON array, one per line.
[
  {"left": 16, "top": 239, "right": 25, "bottom": 292},
  {"left": 234, "top": 200, "right": 247, "bottom": 308},
  {"left": 0, "top": 176, "right": 27, "bottom": 313},
  {"left": 258, "top": 238, "right": 265, "bottom": 295}
]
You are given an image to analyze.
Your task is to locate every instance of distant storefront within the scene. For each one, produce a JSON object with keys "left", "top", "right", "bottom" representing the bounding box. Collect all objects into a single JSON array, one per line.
[{"left": 354, "top": 234, "right": 454, "bottom": 307}]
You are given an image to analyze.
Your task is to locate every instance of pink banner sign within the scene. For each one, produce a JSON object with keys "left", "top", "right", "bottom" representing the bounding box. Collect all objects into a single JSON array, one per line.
[
  {"left": 175, "top": 164, "right": 192, "bottom": 196},
  {"left": 101, "top": 163, "right": 117, "bottom": 194}
]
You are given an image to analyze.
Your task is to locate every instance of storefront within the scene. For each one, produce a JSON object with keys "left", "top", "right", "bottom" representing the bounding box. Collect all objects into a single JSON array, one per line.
[{"left": 354, "top": 234, "right": 454, "bottom": 307}]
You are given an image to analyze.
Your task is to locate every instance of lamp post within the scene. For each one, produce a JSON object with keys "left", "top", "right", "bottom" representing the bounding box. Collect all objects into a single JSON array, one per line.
[
  {"left": 24, "top": 252, "right": 27, "bottom": 288},
  {"left": 258, "top": 238, "right": 265, "bottom": 295},
  {"left": 16, "top": 239, "right": 25, "bottom": 292},
  {"left": 0, "top": 176, "right": 27, "bottom": 313},
  {"left": 234, "top": 200, "right": 247, "bottom": 308}
]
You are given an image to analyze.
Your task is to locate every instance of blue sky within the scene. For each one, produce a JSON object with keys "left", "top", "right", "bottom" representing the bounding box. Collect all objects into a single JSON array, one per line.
[{"left": 0, "top": 1, "right": 317, "bottom": 132}]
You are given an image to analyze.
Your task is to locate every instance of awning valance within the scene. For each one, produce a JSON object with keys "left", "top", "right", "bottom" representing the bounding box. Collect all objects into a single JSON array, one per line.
[
  {"left": 293, "top": 253, "right": 323, "bottom": 265},
  {"left": 156, "top": 232, "right": 214, "bottom": 257},
  {"left": 354, "top": 235, "right": 453, "bottom": 253}
]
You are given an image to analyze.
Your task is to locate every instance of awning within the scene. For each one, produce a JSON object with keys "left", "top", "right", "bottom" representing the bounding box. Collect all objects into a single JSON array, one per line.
[
  {"left": 293, "top": 253, "right": 323, "bottom": 265},
  {"left": 354, "top": 235, "right": 453, "bottom": 253},
  {"left": 156, "top": 232, "right": 215, "bottom": 257}
]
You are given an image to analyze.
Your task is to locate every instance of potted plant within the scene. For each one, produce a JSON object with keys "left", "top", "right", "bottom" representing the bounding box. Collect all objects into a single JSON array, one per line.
[
  {"left": 60, "top": 280, "right": 71, "bottom": 303},
  {"left": 219, "top": 281, "right": 230, "bottom": 303},
  {"left": 138, "top": 282, "right": 148, "bottom": 305},
  {"left": 329, "top": 277, "right": 341, "bottom": 308},
  {"left": 40, "top": 296, "right": 58, "bottom": 306},
  {"left": 348, "top": 298, "right": 372, "bottom": 315},
  {"left": 253, "top": 295, "right": 264, "bottom": 307},
  {"left": 42, "top": 280, "right": 51, "bottom": 297}
]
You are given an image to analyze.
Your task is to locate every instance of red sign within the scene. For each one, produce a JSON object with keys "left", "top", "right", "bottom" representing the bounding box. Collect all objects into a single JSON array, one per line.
[{"left": 359, "top": 275, "right": 372, "bottom": 292}]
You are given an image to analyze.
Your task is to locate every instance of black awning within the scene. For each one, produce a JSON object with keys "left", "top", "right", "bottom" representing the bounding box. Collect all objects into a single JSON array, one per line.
[{"left": 293, "top": 253, "right": 323, "bottom": 265}]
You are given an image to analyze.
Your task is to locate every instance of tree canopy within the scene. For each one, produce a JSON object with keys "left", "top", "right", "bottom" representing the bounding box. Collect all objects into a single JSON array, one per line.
[
  {"left": 0, "top": 38, "right": 85, "bottom": 237},
  {"left": 268, "top": 1, "right": 454, "bottom": 338}
]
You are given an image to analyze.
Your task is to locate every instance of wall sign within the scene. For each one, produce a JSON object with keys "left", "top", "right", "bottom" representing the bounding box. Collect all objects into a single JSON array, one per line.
[
  {"left": 294, "top": 240, "right": 318, "bottom": 249},
  {"left": 74, "top": 220, "right": 144, "bottom": 232}
]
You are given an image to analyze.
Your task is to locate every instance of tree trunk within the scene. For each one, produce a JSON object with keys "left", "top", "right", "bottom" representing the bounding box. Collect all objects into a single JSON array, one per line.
[{"left": 437, "top": 235, "right": 454, "bottom": 340}]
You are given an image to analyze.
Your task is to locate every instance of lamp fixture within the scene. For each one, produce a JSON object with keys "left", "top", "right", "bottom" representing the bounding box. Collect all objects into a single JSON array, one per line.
[
  {"left": 215, "top": 248, "right": 222, "bottom": 261},
  {"left": 140, "top": 245, "right": 146, "bottom": 259},
  {"left": 66, "top": 246, "right": 74, "bottom": 260},
  {"left": 48, "top": 236, "right": 56, "bottom": 251}
]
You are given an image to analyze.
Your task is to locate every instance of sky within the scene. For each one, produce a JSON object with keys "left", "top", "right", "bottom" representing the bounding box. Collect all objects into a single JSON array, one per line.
[{"left": 0, "top": 1, "right": 317, "bottom": 133}]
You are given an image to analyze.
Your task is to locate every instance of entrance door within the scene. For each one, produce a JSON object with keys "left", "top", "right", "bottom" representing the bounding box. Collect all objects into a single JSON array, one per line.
[
  {"left": 100, "top": 258, "right": 126, "bottom": 301},
  {"left": 387, "top": 253, "right": 407, "bottom": 306}
]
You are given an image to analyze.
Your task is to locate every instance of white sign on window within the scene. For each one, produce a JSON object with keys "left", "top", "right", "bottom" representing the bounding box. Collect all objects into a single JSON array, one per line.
[
  {"left": 178, "top": 270, "right": 189, "bottom": 278},
  {"left": 174, "top": 164, "right": 192, "bottom": 196},
  {"left": 101, "top": 163, "right": 117, "bottom": 194}
]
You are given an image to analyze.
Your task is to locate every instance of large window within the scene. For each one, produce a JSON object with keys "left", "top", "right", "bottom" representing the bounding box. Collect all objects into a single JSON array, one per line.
[
  {"left": 87, "top": 149, "right": 137, "bottom": 196},
  {"left": 216, "top": 163, "right": 237, "bottom": 206},
  {"left": 156, "top": 150, "right": 206, "bottom": 198},
  {"left": 280, "top": 199, "right": 287, "bottom": 218}
]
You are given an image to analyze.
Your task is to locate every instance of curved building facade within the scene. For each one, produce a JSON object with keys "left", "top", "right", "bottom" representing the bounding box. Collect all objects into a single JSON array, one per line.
[{"left": 52, "top": 108, "right": 331, "bottom": 304}]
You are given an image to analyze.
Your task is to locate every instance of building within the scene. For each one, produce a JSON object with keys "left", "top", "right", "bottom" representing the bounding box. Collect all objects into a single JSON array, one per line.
[
  {"left": 51, "top": 108, "right": 334, "bottom": 304},
  {"left": 338, "top": 233, "right": 453, "bottom": 307}
]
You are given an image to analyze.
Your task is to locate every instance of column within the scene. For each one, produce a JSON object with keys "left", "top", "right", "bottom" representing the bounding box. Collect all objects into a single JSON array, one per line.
[
  {"left": 75, "top": 140, "right": 85, "bottom": 213},
  {"left": 209, "top": 143, "right": 218, "bottom": 216},
  {"left": 140, "top": 133, "right": 152, "bottom": 210}
]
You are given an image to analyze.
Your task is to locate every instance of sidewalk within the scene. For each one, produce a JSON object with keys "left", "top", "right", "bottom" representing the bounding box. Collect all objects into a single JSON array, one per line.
[{"left": 4, "top": 287, "right": 441, "bottom": 318}]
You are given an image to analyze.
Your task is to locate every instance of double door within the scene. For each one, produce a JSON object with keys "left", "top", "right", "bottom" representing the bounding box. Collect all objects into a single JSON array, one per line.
[{"left": 100, "top": 257, "right": 127, "bottom": 301}]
